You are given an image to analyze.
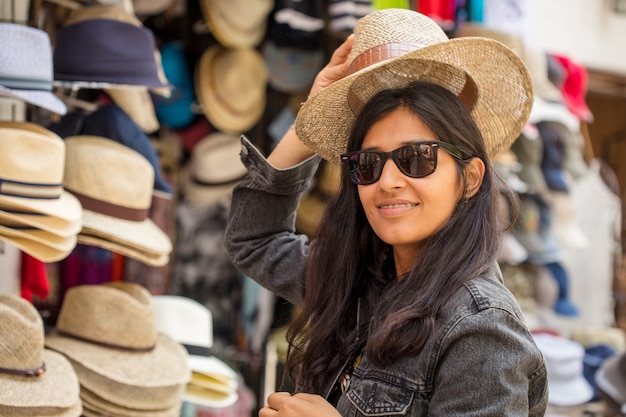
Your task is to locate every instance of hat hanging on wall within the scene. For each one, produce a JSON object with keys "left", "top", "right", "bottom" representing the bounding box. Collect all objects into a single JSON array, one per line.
[
  {"left": 181, "top": 132, "right": 247, "bottom": 206},
  {"left": 53, "top": 4, "right": 171, "bottom": 92},
  {"left": 295, "top": 8, "right": 534, "bottom": 164},
  {"left": 0, "top": 23, "right": 66, "bottom": 115},
  {"left": 45, "top": 281, "right": 190, "bottom": 415},
  {"left": 195, "top": 45, "right": 268, "bottom": 134},
  {"left": 549, "top": 53, "right": 594, "bottom": 123},
  {"left": 0, "top": 294, "right": 82, "bottom": 417},
  {"left": 199, "top": 0, "right": 273, "bottom": 48},
  {"left": 62, "top": 135, "right": 173, "bottom": 266},
  {"left": 152, "top": 295, "right": 239, "bottom": 408},
  {"left": 262, "top": 39, "right": 325, "bottom": 94}
]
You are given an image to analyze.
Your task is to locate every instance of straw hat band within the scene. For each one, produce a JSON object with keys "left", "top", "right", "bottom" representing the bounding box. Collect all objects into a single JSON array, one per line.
[
  {"left": 347, "top": 42, "right": 426, "bottom": 75},
  {"left": 0, "top": 76, "right": 52, "bottom": 90},
  {"left": 0, "top": 178, "right": 62, "bottom": 199},
  {"left": 0, "top": 362, "right": 46, "bottom": 377},
  {"left": 56, "top": 330, "right": 156, "bottom": 352},
  {"left": 67, "top": 189, "right": 149, "bottom": 222}
]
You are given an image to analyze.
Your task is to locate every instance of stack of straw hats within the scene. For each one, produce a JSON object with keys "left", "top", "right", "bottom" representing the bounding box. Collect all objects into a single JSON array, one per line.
[
  {"left": 153, "top": 295, "right": 240, "bottom": 408},
  {"left": 0, "top": 294, "right": 82, "bottom": 417},
  {"left": 45, "top": 281, "right": 191, "bottom": 416},
  {"left": 0, "top": 122, "right": 82, "bottom": 262},
  {"left": 62, "top": 135, "right": 173, "bottom": 266}
]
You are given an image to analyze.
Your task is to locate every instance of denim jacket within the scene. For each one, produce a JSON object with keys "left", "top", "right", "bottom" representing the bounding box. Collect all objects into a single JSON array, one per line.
[{"left": 225, "top": 136, "right": 549, "bottom": 416}]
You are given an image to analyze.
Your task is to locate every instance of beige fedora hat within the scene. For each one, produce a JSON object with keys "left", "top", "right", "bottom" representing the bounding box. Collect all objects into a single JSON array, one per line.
[
  {"left": 0, "top": 121, "right": 82, "bottom": 224},
  {"left": 62, "top": 135, "right": 172, "bottom": 259},
  {"left": 199, "top": 0, "right": 273, "bottom": 48},
  {"left": 295, "top": 8, "right": 534, "bottom": 164},
  {"left": 105, "top": 87, "right": 160, "bottom": 133},
  {"left": 195, "top": 45, "right": 268, "bottom": 134},
  {"left": 0, "top": 294, "right": 82, "bottom": 417},
  {"left": 80, "top": 385, "right": 182, "bottom": 417},
  {"left": 181, "top": 132, "right": 247, "bottom": 206},
  {"left": 45, "top": 282, "right": 190, "bottom": 410}
]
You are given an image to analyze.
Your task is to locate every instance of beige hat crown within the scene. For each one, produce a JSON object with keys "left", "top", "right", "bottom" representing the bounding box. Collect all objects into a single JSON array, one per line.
[
  {"left": 295, "top": 8, "right": 534, "bottom": 163},
  {"left": 56, "top": 282, "right": 156, "bottom": 350},
  {"left": 0, "top": 295, "right": 44, "bottom": 373}
]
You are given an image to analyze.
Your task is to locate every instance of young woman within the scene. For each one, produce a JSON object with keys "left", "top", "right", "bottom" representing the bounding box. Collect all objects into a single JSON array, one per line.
[{"left": 225, "top": 8, "right": 548, "bottom": 416}]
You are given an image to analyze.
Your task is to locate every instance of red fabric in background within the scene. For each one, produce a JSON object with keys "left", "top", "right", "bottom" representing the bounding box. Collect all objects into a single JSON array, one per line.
[{"left": 20, "top": 251, "right": 49, "bottom": 301}]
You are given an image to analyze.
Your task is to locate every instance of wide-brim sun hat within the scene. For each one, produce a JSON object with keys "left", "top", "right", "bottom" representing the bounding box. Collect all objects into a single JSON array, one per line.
[
  {"left": 0, "top": 121, "right": 82, "bottom": 225},
  {"left": 295, "top": 8, "right": 534, "bottom": 164},
  {"left": 80, "top": 385, "right": 182, "bottom": 417},
  {"left": 62, "top": 135, "right": 172, "bottom": 259},
  {"left": 45, "top": 282, "right": 190, "bottom": 409},
  {"left": 0, "top": 294, "right": 82, "bottom": 416},
  {"left": 76, "top": 232, "right": 170, "bottom": 267},
  {"left": 0, "top": 23, "right": 66, "bottom": 115},
  {"left": 195, "top": 45, "right": 268, "bottom": 134}
]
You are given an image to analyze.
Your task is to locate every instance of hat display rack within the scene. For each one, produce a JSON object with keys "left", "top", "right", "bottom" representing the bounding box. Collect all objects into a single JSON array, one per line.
[{"left": 0, "top": 1, "right": 623, "bottom": 416}]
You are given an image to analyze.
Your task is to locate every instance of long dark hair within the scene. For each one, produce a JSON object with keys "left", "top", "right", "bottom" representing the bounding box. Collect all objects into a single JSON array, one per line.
[{"left": 286, "top": 80, "right": 518, "bottom": 393}]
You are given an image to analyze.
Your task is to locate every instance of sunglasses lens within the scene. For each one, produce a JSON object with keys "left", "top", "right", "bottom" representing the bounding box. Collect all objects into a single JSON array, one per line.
[
  {"left": 396, "top": 143, "right": 436, "bottom": 178},
  {"left": 346, "top": 152, "right": 383, "bottom": 184}
]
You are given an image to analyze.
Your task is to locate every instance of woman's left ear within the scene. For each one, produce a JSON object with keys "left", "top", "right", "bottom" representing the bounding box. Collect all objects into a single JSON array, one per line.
[{"left": 464, "top": 157, "right": 485, "bottom": 199}]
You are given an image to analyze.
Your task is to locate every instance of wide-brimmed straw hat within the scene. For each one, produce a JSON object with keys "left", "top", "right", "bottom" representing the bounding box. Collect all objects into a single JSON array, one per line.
[
  {"left": 0, "top": 23, "right": 66, "bottom": 115},
  {"left": 0, "top": 294, "right": 82, "bottom": 417},
  {"left": 181, "top": 132, "right": 247, "bottom": 206},
  {"left": 45, "top": 282, "right": 190, "bottom": 411},
  {"left": 195, "top": 45, "right": 268, "bottom": 134},
  {"left": 295, "top": 8, "right": 534, "bottom": 164},
  {"left": 0, "top": 204, "right": 81, "bottom": 238},
  {"left": 62, "top": 135, "right": 172, "bottom": 263},
  {"left": 0, "top": 122, "right": 82, "bottom": 238},
  {"left": 199, "top": 0, "right": 273, "bottom": 48}
]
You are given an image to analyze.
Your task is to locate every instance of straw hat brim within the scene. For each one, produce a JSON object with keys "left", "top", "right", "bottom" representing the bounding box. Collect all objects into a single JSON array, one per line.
[
  {"left": 295, "top": 37, "right": 534, "bottom": 164},
  {"left": 80, "top": 208, "right": 172, "bottom": 255},
  {"left": 200, "top": 0, "right": 271, "bottom": 48},
  {"left": 80, "top": 386, "right": 181, "bottom": 417},
  {"left": 0, "top": 400, "right": 83, "bottom": 417},
  {"left": 0, "top": 87, "right": 67, "bottom": 115},
  {"left": 77, "top": 233, "right": 170, "bottom": 267},
  {"left": 0, "top": 190, "right": 82, "bottom": 225},
  {"left": 188, "top": 356, "right": 238, "bottom": 388},
  {"left": 105, "top": 87, "right": 160, "bottom": 134},
  {"left": 45, "top": 333, "right": 189, "bottom": 389},
  {"left": 0, "top": 233, "right": 76, "bottom": 262},
  {"left": 0, "top": 224, "right": 77, "bottom": 251},
  {"left": 0, "top": 349, "right": 80, "bottom": 410},
  {"left": 0, "top": 207, "right": 81, "bottom": 237},
  {"left": 184, "top": 384, "right": 239, "bottom": 408}
]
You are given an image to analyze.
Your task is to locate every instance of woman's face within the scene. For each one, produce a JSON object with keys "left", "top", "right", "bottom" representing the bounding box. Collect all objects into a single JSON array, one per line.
[{"left": 357, "top": 107, "right": 464, "bottom": 272}]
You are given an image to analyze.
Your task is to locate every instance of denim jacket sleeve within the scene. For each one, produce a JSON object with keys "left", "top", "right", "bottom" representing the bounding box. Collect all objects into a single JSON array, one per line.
[{"left": 224, "top": 135, "right": 322, "bottom": 307}]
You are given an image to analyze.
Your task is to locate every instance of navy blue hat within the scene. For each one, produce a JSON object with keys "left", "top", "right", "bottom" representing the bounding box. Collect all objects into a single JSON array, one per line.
[
  {"left": 537, "top": 121, "right": 570, "bottom": 192},
  {"left": 268, "top": 0, "right": 325, "bottom": 50},
  {"left": 49, "top": 104, "right": 172, "bottom": 197},
  {"left": 53, "top": 19, "right": 169, "bottom": 89}
]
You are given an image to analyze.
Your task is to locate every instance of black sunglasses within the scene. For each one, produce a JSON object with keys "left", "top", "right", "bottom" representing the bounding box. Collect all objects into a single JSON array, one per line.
[{"left": 340, "top": 140, "right": 466, "bottom": 185}]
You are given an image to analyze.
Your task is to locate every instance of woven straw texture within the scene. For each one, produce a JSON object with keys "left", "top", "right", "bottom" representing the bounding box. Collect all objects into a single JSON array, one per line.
[
  {"left": 63, "top": 135, "right": 172, "bottom": 257},
  {"left": 294, "top": 8, "right": 533, "bottom": 164},
  {"left": 0, "top": 295, "right": 80, "bottom": 411},
  {"left": 195, "top": 45, "right": 268, "bottom": 134},
  {"left": 45, "top": 283, "right": 190, "bottom": 398},
  {"left": 200, "top": 0, "right": 273, "bottom": 48},
  {"left": 0, "top": 399, "right": 82, "bottom": 417},
  {"left": 80, "top": 385, "right": 181, "bottom": 417}
]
